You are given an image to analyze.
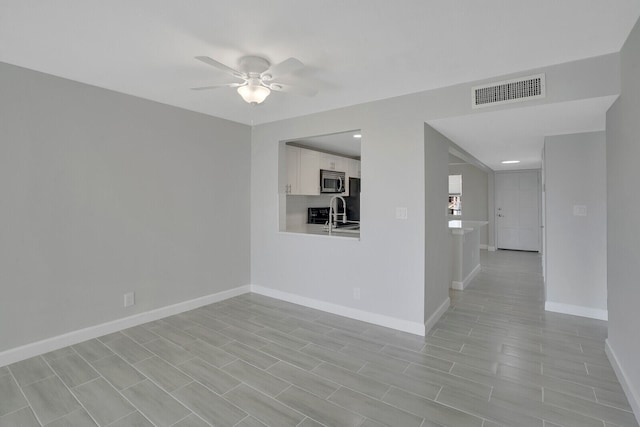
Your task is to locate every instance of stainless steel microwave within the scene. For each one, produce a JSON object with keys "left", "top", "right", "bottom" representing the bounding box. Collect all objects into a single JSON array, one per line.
[{"left": 320, "top": 169, "right": 346, "bottom": 193}]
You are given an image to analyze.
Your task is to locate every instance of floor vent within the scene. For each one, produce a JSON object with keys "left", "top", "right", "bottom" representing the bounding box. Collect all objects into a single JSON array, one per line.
[{"left": 472, "top": 73, "right": 545, "bottom": 108}]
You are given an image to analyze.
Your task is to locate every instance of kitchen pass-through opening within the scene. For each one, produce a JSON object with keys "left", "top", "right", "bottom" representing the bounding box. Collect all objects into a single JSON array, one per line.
[{"left": 279, "top": 130, "right": 362, "bottom": 238}]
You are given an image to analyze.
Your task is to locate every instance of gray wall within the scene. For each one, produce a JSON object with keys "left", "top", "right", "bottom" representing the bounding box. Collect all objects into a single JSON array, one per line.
[
  {"left": 606, "top": 16, "right": 640, "bottom": 416},
  {"left": 544, "top": 132, "right": 607, "bottom": 316},
  {"left": 425, "top": 125, "right": 453, "bottom": 323},
  {"left": 252, "top": 98, "right": 429, "bottom": 332},
  {"left": 251, "top": 52, "right": 621, "bottom": 334},
  {"left": 0, "top": 62, "right": 251, "bottom": 352},
  {"left": 448, "top": 163, "right": 489, "bottom": 246}
]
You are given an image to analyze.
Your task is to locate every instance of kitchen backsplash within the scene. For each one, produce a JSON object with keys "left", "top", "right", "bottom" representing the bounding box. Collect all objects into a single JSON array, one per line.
[{"left": 286, "top": 195, "right": 337, "bottom": 228}]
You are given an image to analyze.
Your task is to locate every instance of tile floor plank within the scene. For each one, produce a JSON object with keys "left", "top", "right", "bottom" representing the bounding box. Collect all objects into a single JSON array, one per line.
[
  {"left": 134, "top": 356, "right": 193, "bottom": 393},
  {"left": 0, "top": 375, "right": 28, "bottom": 417},
  {"left": 266, "top": 361, "right": 339, "bottom": 399},
  {"left": 8, "top": 356, "right": 54, "bottom": 387},
  {"left": 72, "top": 377, "right": 135, "bottom": 426},
  {"left": 223, "top": 384, "right": 304, "bottom": 427},
  {"left": 2, "top": 251, "right": 637, "bottom": 427},
  {"left": 121, "top": 380, "right": 190, "bottom": 427},
  {"left": 0, "top": 407, "right": 41, "bottom": 427},
  {"left": 382, "top": 386, "right": 483, "bottom": 427},
  {"left": 21, "top": 376, "right": 81, "bottom": 425},
  {"left": 49, "top": 353, "right": 99, "bottom": 388},
  {"left": 177, "top": 358, "right": 239, "bottom": 395},
  {"left": 44, "top": 408, "right": 98, "bottom": 427},
  {"left": 72, "top": 339, "right": 114, "bottom": 362},
  {"left": 90, "top": 355, "right": 146, "bottom": 391},
  {"left": 327, "top": 386, "right": 423, "bottom": 427},
  {"left": 171, "top": 382, "right": 246, "bottom": 426},
  {"left": 277, "top": 385, "right": 365, "bottom": 427},
  {"left": 222, "top": 360, "right": 289, "bottom": 397},
  {"left": 106, "top": 411, "right": 154, "bottom": 427}
]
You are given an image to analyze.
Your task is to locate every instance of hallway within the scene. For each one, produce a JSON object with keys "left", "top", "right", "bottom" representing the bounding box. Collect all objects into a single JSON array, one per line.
[
  {"left": 0, "top": 251, "right": 637, "bottom": 426},
  {"left": 436, "top": 249, "right": 637, "bottom": 426}
]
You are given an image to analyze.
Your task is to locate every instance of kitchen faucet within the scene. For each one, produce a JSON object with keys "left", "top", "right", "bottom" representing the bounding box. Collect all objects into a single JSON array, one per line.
[{"left": 328, "top": 195, "right": 347, "bottom": 235}]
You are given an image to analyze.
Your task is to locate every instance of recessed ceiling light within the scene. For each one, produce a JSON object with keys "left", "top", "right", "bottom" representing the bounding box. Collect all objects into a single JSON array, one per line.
[
  {"left": 353, "top": 134, "right": 362, "bottom": 139},
  {"left": 501, "top": 160, "right": 520, "bottom": 164}
]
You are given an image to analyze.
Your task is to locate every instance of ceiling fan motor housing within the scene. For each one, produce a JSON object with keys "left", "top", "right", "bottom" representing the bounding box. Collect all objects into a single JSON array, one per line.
[{"left": 238, "top": 56, "right": 270, "bottom": 77}]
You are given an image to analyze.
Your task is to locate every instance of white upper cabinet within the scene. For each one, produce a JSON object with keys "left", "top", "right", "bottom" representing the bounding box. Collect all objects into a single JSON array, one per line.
[
  {"left": 286, "top": 145, "right": 357, "bottom": 196},
  {"left": 286, "top": 146, "right": 320, "bottom": 195},
  {"left": 320, "top": 153, "right": 346, "bottom": 172},
  {"left": 348, "top": 159, "right": 361, "bottom": 178},
  {"left": 299, "top": 148, "right": 320, "bottom": 195},
  {"left": 285, "top": 146, "right": 300, "bottom": 194}
]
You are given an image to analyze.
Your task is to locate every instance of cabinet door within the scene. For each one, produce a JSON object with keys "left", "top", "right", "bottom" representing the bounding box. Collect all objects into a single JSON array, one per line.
[
  {"left": 285, "top": 146, "right": 300, "bottom": 194},
  {"left": 299, "top": 149, "right": 320, "bottom": 195},
  {"left": 320, "top": 154, "right": 346, "bottom": 172},
  {"left": 348, "top": 159, "right": 361, "bottom": 178}
]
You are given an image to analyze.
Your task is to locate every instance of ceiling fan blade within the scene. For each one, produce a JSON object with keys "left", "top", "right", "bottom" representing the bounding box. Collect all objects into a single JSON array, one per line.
[
  {"left": 195, "top": 56, "right": 244, "bottom": 79},
  {"left": 191, "top": 83, "right": 243, "bottom": 91},
  {"left": 264, "top": 58, "right": 304, "bottom": 79},
  {"left": 269, "top": 82, "right": 318, "bottom": 97}
]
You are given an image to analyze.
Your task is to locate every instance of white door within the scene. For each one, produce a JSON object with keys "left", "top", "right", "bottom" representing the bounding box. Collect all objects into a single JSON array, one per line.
[{"left": 496, "top": 171, "right": 540, "bottom": 251}]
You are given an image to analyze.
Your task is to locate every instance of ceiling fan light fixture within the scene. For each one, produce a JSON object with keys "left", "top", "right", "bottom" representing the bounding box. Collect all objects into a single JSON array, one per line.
[{"left": 237, "top": 83, "right": 270, "bottom": 105}]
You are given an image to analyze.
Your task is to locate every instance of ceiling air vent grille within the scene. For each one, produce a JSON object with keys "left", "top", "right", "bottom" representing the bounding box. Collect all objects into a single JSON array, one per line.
[{"left": 472, "top": 73, "right": 545, "bottom": 109}]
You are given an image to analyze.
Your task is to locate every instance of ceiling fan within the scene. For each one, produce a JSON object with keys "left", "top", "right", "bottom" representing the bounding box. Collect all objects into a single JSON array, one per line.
[{"left": 192, "top": 55, "right": 317, "bottom": 105}]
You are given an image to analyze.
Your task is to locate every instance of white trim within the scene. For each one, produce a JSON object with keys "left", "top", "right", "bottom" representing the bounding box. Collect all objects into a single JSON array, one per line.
[
  {"left": 424, "top": 297, "right": 450, "bottom": 334},
  {"left": 606, "top": 339, "right": 640, "bottom": 423},
  {"left": 250, "top": 285, "right": 425, "bottom": 336},
  {"left": 451, "top": 263, "right": 481, "bottom": 290},
  {"left": 488, "top": 246, "right": 496, "bottom": 252},
  {"left": 544, "top": 301, "right": 608, "bottom": 321},
  {"left": 0, "top": 285, "right": 250, "bottom": 367},
  {"left": 479, "top": 244, "right": 488, "bottom": 250}
]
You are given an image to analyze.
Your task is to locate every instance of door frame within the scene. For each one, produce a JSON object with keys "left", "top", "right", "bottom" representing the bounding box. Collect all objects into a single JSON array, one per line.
[{"left": 494, "top": 169, "right": 542, "bottom": 252}]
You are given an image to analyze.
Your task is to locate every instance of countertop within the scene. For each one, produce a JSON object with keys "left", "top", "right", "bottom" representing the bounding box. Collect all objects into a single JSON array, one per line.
[
  {"left": 283, "top": 224, "right": 360, "bottom": 239},
  {"left": 448, "top": 220, "right": 489, "bottom": 235}
]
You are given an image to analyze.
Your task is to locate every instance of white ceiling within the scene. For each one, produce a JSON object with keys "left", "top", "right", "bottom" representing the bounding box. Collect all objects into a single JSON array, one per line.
[
  {"left": 1, "top": 1, "right": 639, "bottom": 169},
  {"left": 430, "top": 96, "right": 619, "bottom": 171},
  {"left": 289, "top": 131, "right": 362, "bottom": 159}
]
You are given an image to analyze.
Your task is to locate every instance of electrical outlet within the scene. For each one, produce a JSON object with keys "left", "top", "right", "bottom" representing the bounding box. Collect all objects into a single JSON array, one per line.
[
  {"left": 353, "top": 287, "right": 361, "bottom": 300},
  {"left": 124, "top": 292, "right": 135, "bottom": 307},
  {"left": 573, "top": 205, "right": 587, "bottom": 216},
  {"left": 396, "top": 207, "right": 408, "bottom": 220}
]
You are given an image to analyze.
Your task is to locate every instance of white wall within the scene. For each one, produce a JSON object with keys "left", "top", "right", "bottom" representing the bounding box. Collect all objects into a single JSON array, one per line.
[
  {"left": 0, "top": 49, "right": 623, "bottom": 355},
  {"left": 543, "top": 132, "right": 607, "bottom": 319},
  {"left": 448, "top": 163, "right": 489, "bottom": 246},
  {"left": 251, "top": 98, "right": 429, "bottom": 334},
  {"left": 425, "top": 125, "right": 453, "bottom": 326},
  {"left": 0, "top": 62, "right": 252, "bottom": 353},
  {"left": 251, "top": 53, "right": 621, "bottom": 335},
  {"left": 606, "top": 16, "right": 640, "bottom": 420}
]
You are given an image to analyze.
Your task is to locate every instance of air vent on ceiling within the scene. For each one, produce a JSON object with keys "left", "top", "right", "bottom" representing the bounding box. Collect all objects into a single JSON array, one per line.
[{"left": 472, "top": 73, "right": 545, "bottom": 109}]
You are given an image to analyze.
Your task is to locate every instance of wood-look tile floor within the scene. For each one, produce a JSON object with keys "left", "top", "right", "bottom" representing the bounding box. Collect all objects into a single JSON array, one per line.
[{"left": 1, "top": 250, "right": 638, "bottom": 426}]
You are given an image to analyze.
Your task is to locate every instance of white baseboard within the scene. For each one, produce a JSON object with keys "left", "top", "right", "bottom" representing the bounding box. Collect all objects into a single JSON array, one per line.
[
  {"left": 250, "top": 285, "right": 425, "bottom": 336},
  {"left": 424, "top": 297, "right": 450, "bottom": 334},
  {"left": 451, "top": 263, "right": 481, "bottom": 290},
  {"left": 606, "top": 339, "right": 640, "bottom": 424},
  {"left": 0, "top": 285, "right": 251, "bottom": 368},
  {"left": 479, "top": 244, "right": 488, "bottom": 250},
  {"left": 2, "top": 283, "right": 430, "bottom": 367},
  {"left": 544, "top": 301, "right": 608, "bottom": 321},
  {"left": 487, "top": 246, "right": 496, "bottom": 252}
]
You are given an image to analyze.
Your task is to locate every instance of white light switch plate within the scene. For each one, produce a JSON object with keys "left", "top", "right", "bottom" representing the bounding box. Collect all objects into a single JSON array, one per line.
[{"left": 396, "top": 207, "right": 408, "bottom": 220}]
